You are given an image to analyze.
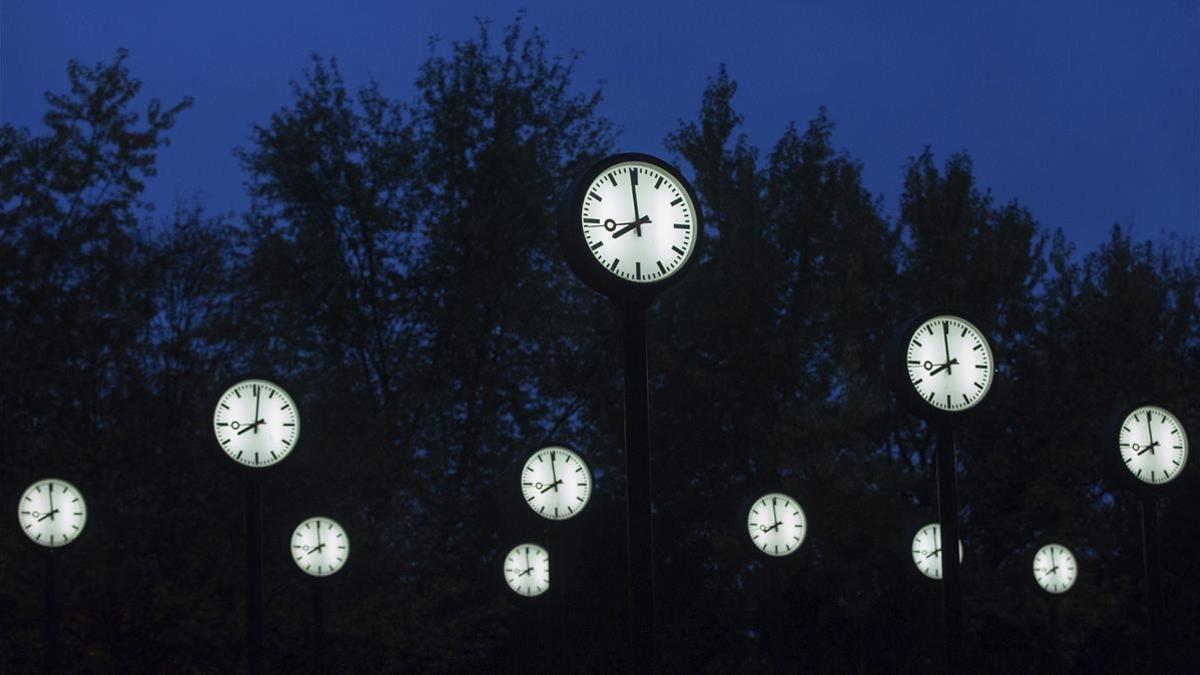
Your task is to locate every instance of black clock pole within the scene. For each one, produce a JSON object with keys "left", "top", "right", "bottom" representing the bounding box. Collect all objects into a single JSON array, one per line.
[
  {"left": 311, "top": 579, "right": 326, "bottom": 669},
  {"left": 245, "top": 475, "right": 264, "bottom": 675},
  {"left": 622, "top": 301, "right": 656, "bottom": 670},
  {"left": 1040, "top": 596, "right": 1059, "bottom": 673},
  {"left": 43, "top": 548, "right": 59, "bottom": 671},
  {"left": 935, "top": 424, "right": 963, "bottom": 674},
  {"left": 1140, "top": 493, "right": 1162, "bottom": 670}
]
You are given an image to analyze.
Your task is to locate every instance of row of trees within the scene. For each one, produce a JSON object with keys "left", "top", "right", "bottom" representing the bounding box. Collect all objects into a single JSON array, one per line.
[{"left": 2, "top": 16, "right": 1197, "bottom": 672}]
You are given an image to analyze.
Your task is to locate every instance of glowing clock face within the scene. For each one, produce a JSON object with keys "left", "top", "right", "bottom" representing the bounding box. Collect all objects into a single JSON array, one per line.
[
  {"left": 18, "top": 478, "right": 86, "bottom": 547},
  {"left": 521, "top": 446, "right": 592, "bottom": 520},
  {"left": 1118, "top": 405, "right": 1188, "bottom": 485},
  {"left": 579, "top": 160, "right": 698, "bottom": 284},
  {"left": 291, "top": 517, "right": 349, "bottom": 577},
  {"left": 503, "top": 543, "right": 549, "bottom": 597},
  {"left": 911, "top": 523, "right": 963, "bottom": 580},
  {"left": 747, "top": 492, "right": 807, "bottom": 557},
  {"left": 1032, "top": 543, "right": 1077, "bottom": 594},
  {"left": 212, "top": 379, "right": 300, "bottom": 467},
  {"left": 904, "top": 315, "right": 994, "bottom": 412}
]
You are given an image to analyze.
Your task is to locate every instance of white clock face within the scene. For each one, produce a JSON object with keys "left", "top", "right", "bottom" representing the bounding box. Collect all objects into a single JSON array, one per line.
[
  {"left": 1032, "top": 543, "right": 1077, "bottom": 594},
  {"left": 911, "top": 523, "right": 963, "bottom": 580},
  {"left": 291, "top": 517, "right": 349, "bottom": 577},
  {"left": 503, "top": 543, "right": 549, "bottom": 597},
  {"left": 580, "top": 160, "right": 697, "bottom": 283},
  {"left": 905, "top": 315, "right": 994, "bottom": 412},
  {"left": 1118, "top": 406, "right": 1188, "bottom": 484},
  {"left": 521, "top": 446, "right": 592, "bottom": 520},
  {"left": 18, "top": 478, "right": 86, "bottom": 547},
  {"left": 213, "top": 379, "right": 300, "bottom": 467},
  {"left": 747, "top": 492, "right": 807, "bottom": 557}
]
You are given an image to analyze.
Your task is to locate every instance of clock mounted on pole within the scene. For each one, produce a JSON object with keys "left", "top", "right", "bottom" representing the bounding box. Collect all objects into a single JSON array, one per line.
[
  {"left": 559, "top": 152, "right": 703, "bottom": 670},
  {"left": 888, "top": 311, "right": 996, "bottom": 673},
  {"left": 211, "top": 377, "right": 302, "bottom": 674}
]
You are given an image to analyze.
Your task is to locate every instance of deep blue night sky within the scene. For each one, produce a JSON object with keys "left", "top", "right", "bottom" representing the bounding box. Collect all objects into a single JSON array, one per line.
[{"left": 4, "top": 1, "right": 1197, "bottom": 253}]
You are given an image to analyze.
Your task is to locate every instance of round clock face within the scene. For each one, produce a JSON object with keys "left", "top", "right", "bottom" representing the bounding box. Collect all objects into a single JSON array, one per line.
[
  {"left": 1118, "top": 405, "right": 1188, "bottom": 485},
  {"left": 747, "top": 492, "right": 807, "bottom": 557},
  {"left": 904, "top": 315, "right": 994, "bottom": 413},
  {"left": 521, "top": 446, "right": 592, "bottom": 520},
  {"left": 1032, "top": 543, "right": 1077, "bottom": 594},
  {"left": 911, "top": 523, "right": 963, "bottom": 580},
  {"left": 503, "top": 543, "right": 549, "bottom": 597},
  {"left": 579, "top": 159, "right": 697, "bottom": 284},
  {"left": 18, "top": 478, "right": 86, "bottom": 547},
  {"left": 212, "top": 379, "right": 300, "bottom": 468},
  {"left": 291, "top": 517, "right": 349, "bottom": 577}
]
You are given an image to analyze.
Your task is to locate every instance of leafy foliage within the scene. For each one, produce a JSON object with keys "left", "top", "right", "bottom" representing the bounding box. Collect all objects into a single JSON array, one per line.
[{"left": 1, "top": 20, "right": 1197, "bottom": 674}]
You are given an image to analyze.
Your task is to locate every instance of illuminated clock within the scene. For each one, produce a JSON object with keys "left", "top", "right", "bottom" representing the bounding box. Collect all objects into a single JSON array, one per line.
[
  {"left": 18, "top": 478, "right": 86, "bottom": 548},
  {"left": 1032, "top": 543, "right": 1077, "bottom": 594},
  {"left": 890, "top": 313, "right": 995, "bottom": 421},
  {"left": 911, "top": 522, "right": 964, "bottom": 580},
  {"left": 212, "top": 378, "right": 300, "bottom": 467},
  {"left": 747, "top": 492, "right": 807, "bottom": 557},
  {"left": 291, "top": 517, "right": 349, "bottom": 577},
  {"left": 559, "top": 153, "right": 703, "bottom": 301},
  {"left": 520, "top": 446, "right": 592, "bottom": 521},
  {"left": 503, "top": 543, "right": 549, "bottom": 597},
  {"left": 1117, "top": 405, "right": 1188, "bottom": 485}
]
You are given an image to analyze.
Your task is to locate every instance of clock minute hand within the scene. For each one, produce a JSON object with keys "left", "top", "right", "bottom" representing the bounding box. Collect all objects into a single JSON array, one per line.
[
  {"left": 629, "top": 167, "right": 643, "bottom": 237},
  {"left": 612, "top": 215, "right": 652, "bottom": 239},
  {"left": 942, "top": 321, "right": 953, "bottom": 375}
]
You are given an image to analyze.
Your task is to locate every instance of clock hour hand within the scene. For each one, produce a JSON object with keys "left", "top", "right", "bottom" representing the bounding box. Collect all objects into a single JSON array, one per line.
[
  {"left": 1136, "top": 441, "right": 1159, "bottom": 456},
  {"left": 926, "top": 359, "right": 959, "bottom": 377},
  {"left": 237, "top": 419, "right": 266, "bottom": 435},
  {"left": 539, "top": 480, "right": 563, "bottom": 494},
  {"left": 611, "top": 215, "right": 652, "bottom": 239},
  {"left": 38, "top": 509, "right": 59, "bottom": 522}
]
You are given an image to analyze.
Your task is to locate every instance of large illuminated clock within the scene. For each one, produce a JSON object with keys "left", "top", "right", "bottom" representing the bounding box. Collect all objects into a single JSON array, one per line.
[
  {"left": 1032, "top": 543, "right": 1077, "bottom": 594},
  {"left": 911, "top": 523, "right": 964, "bottom": 580},
  {"left": 747, "top": 492, "right": 807, "bottom": 557},
  {"left": 18, "top": 478, "right": 86, "bottom": 547},
  {"left": 521, "top": 446, "right": 592, "bottom": 521},
  {"left": 291, "top": 517, "right": 349, "bottom": 577},
  {"left": 559, "top": 153, "right": 703, "bottom": 301},
  {"left": 1117, "top": 405, "right": 1188, "bottom": 485},
  {"left": 212, "top": 378, "right": 300, "bottom": 467},
  {"left": 503, "top": 543, "right": 549, "bottom": 597},
  {"left": 891, "top": 313, "right": 995, "bottom": 419}
]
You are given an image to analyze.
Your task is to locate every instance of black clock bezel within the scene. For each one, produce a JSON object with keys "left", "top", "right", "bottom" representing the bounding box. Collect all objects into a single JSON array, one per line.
[
  {"left": 1030, "top": 541, "right": 1080, "bottom": 595},
  {"left": 209, "top": 375, "right": 303, "bottom": 475},
  {"left": 909, "top": 520, "right": 963, "bottom": 582},
  {"left": 1102, "top": 402, "right": 1190, "bottom": 496},
  {"left": 513, "top": 444, "right": 594, "bottom": 524},
  {"left": 500, "top": 541, "right": 553, "bottom": 600},
  {"left": 558, "top": 152, "right": 704, "bottom": 305},
  {"left": 287, "top": 514, "right": 351, "bottom": 580},
  {"left": 739, "top": 489, "right": 810, "bottom": 562},
  {"left": 887, "top": 309, "right": 999, "bottom": 426},
  {"left": 17, "top": 476, "right": 89, "bottom": 551}
]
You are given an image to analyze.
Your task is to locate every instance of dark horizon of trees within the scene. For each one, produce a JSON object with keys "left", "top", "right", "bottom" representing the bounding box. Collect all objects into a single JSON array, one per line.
[{"left": 2, "top": 15, "right": 1198, "bottom": 673}]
